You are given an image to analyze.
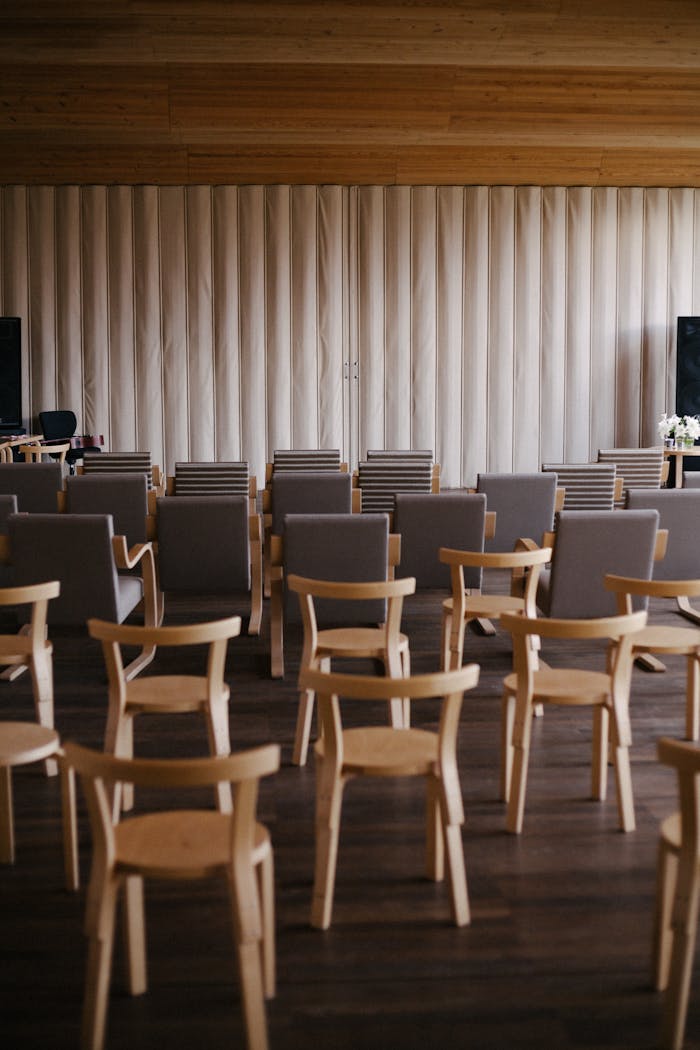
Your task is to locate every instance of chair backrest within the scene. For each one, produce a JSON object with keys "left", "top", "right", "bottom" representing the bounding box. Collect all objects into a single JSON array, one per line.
[
  {"left": 39, "top": 409, "right": 77, "bottom": 441},
  {"left": 156, "top": 495, "right": 251, "bottom": 592},
  {"left": 625, "top": 488, "right": 700, "bottom": 580},
  {"left": 542, "top": 462, "right": 617, "bottom": 511},
  {"left": 82, "top": 451, "right": 154, "bottom": 489},
  {"left": 65, "top": 473, "right": 149, "bottom": 546},
  {"left": 393, "top": 491, "right": 486, "bottom": 589},
  {"left": 173, "top": 461, "right": 250, "bottom": 497},
  {"left": 682, "top": 472, "right": 700, "bottom": 488},
  {"left": 7, "top": 512, "right": 139, "bottom": 624},
  {"left": 476, "top": 472, "right": 558, "bottom": 552},
  {"left": 357, "top": 456, "right": 434, "bottom": 514},
  {"left": 272, "top": 449, "right": 342, "bottom": 473},
  {"left": 597, "top": 447, "right": 665, "bottom": 507},
  {"left": 270, "top": 471, "right": 352, "bottom": 535},
  {"left": 540, "top": 509, "right": 660, "bottom": 617},
  {"left": 283, "top": 513, "right": 389, "bottom": 624},
  {"left": 0, "top": 493, "right": 17, "bottom": 533},
  {"left": 0, "top": 462, "right": 64, "bottom": 512}
]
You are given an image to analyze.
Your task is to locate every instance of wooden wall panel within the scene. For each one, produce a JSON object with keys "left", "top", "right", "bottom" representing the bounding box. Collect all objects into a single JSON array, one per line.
[{"left": 107, "top": 187, "right": 137, "bottom": 453}]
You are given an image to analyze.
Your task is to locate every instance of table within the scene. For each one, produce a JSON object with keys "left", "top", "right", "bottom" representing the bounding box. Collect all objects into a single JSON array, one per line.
[
  {"left": 0, "top": 722, "right": 60, "bottom": 863},
  {"left": 663, "top": 446, "right": 700, "bottom": 488}
]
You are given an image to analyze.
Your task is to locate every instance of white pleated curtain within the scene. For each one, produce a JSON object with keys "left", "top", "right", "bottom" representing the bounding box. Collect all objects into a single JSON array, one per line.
[{"left": 1, "top": 185, "right": 699, "bottom": 488}]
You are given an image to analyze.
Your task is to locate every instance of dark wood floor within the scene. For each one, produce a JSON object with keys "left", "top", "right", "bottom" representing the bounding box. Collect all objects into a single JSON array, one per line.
[{"left": 2, "top": 586, "right": 699, "bottom": 1050}]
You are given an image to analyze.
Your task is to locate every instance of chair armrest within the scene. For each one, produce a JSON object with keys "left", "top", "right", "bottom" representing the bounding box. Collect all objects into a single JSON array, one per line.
[
  {"left": 56, "top": 490, "right": 67, "bottom": 512},
  {"left": 165, "top": 475, "right": 175, "bottom": 495},
  {"left": 485, "top": 511, "right": 496, "bottom": 539},
  {"left": 112, "top": 536, "right": 163, "bottom": 633},
  {"left": 654, "top": 528, "right": 669, "bottom": 562},
  {"left": 388, "top": 533, "right": 401, "bottom": 578},
  {"left": 661, "top": 459, "right": 670, "bottom": 484},
  {"left": 352, "top": 488, "right": 362, "bottom": 513},
  {"left": 614, "top": 475, "right": 624, "bottom": 501},
  {"left": 555, "top": 486, "right": 565, "bottom": 511}
]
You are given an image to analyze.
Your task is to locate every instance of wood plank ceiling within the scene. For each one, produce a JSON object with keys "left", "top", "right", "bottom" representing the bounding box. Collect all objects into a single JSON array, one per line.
[{"left": 1, "top": 1, "right": 700, "bottom": 186}]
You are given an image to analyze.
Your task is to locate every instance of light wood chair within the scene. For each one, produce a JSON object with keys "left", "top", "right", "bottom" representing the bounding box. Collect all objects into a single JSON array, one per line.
[
  {"left": 653, "top": 736, "right": 700, "bottom": 1050},
  {"left": 605, "top": 574, "right": 700, "bottom": 740},
  {"left": 0, "top": 721, "right": 61, "bottom": 863},
  {"left": 87, "top": 615, "right": 242, "bottom": 816},
  {"left": 439, "top": 545, "right": 553, "bottom": 670},
  {"left": 63, "top": 740, "right": 280, "bottom": 1050},
  {"left": 20, "top": 439, "right": 70, "bottom": 465},
  {"left": 287, "top": 574, "right": 415, "bottom": 766},
  {"left": 299, "top": 665, "right": 479, "bottom": 930},
  {"left": 0, "top": 580, "right": 61, "bottom": 775},
  {"left": 499, "top": 609, "right": 647, "bottom": 833}
]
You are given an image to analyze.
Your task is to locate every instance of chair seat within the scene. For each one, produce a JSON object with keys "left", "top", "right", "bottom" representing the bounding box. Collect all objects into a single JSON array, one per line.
[
  {"left": 115, "top": 810, "right": 270, "bottom": 878},
  {"left": 443, "top": 594, "right": 526, "bottom": 618},
  {"left": 0, "top": 722, "right": 60, "bottom": 767},
  {"left": 503, "top": 668, "right": 612, "bottom": 706},
  {"left": 631, "top": 625, "right": 700, "bottom": 655},
  {"left": 125, "top": 675, "right": 230, "bottom": 714},
  {"left": 316, "top": 726, "right": 438, "bottom": 777},
  {"left": 316, "top": 627, "right": 409, "bottom": 660},
  {"left": 0, "top": 635, "right": 52, "bottom": 663}
]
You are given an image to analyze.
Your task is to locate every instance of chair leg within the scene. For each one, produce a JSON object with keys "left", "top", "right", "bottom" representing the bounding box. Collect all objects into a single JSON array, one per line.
[
  {"left": 292, "top": 689, "right": 315, "bottom": 766},
  {"left": 61, "top": 758, "right": 80, "bottom": 891},
  {"left": 206, "top": 700, "right": 234, "bottom": 814},
  {"left": 236, "top": 940, "right": 269, "bottom": 1050},
  {"left": 440, "top": 608, "right": 452, "bottom": 671},
  {"left": 0, "top": 764, "right": 14, "bottom": 863},
  {"left": 311, "top": 769, "right": 345, "bottom": 930},
  {"left": 686, "top": 653, "right": 700, "bottom": 742},
  {"left": 257, "top": 846, "right": 276, "bottom": 999},
  {"left": 506, "top": 700, "right": 533, "bottom": 834},
  {"left": 123, "top": 874, "right": 147, "bottom": 996},
  {"left": 82, "top": 876, "right": 119, "bottom": 1050},
  {"left": 661, "top": 855, "right": 700, "bottom": 1050},
  {"left": 610, "top": 716, "right": 635, "bottom": 833},
  {"left": 677, "top": 595, "right": 700, "bottom": 627},
  {"left": 442, "top": 821, "right": 470, "bottom": 927},
  {"left": 425, "top": 776, "right": 444, "bottom": 881},
  {"left": 30, "top": 649, "right": 57, "bottom": 776},
  {"left": 653, "top": 839, "right": 678, "bottom": 992},
  {"left": 106, "top": 714, "right": 134, "bottom": 817},
  {"left": 591, "top": 704, "right": 609, "bottom": 801},
  {"left": 500, "top": 687, "right": 516, "bottom": 803}
]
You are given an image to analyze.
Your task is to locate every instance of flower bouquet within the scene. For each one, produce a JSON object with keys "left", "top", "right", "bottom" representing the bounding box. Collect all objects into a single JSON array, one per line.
[{"left": 658, "top": 412, "right": 700, "bottom": 448}]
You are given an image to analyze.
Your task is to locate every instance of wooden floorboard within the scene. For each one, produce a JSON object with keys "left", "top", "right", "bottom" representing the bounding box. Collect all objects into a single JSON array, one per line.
[{"left": 2, "top": 586, "right": 699, "bottom": 1049}]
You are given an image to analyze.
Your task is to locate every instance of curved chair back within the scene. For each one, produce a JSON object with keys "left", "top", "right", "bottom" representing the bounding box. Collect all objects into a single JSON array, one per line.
[
  {"left": 39, "top": 410, "right": 77, "bottom": 441},
  {"left": 65, "top": 473, "right": 149, "bottom": 546},
  {"left": 476, "top": 472, "right": 558, "bottom": 552}
]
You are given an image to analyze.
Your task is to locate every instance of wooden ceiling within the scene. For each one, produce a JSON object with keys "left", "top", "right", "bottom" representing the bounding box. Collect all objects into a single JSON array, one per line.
[{"left": 2, "top": 1, "right": 700, "bottom": 186}]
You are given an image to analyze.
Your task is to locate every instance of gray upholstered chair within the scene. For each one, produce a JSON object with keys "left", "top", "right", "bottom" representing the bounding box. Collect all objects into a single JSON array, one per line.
[
  {"left": 265, "top": 448, "right": 345, "bottom": 485},
  {"left": 62, "top": 473, "right": 150, "bottom": 547},
  {"left": 625, "top": 489, "right": 700, "bottom": 625},
  {"left": 542, "top": 462, "right": 618, "bottom": 511},
  {"left": 356, "top": 454, "right": 436, "bottom": 515},
  {"left": 269, "top": 512, "right": 392, "bottom": 679},
  {"left": 167, "top": 461, "right": 256, "bottom": 512},
  {"left": 262, "top": 470, "right": 353, "bottom": 597},
  {"left": 393, "top": 491, "right": 487, "bottom": 591},
  {"left": 536, "top": 509, "right": 661, "bottom": 618},
  {"left": 476, "top": 472, "right": 559, "bottom": 552},
  {"left": 6, "top": 512, "right": 159, "bottom": 678},
  {"left": 0, "top": 462, "right": 63, "bottom": 513},
  {"left": 155, "top": 494, "right": 262, "bottom": 634},
  {"left": 81, "top": 451, "right": 162, "bottom": 492}
]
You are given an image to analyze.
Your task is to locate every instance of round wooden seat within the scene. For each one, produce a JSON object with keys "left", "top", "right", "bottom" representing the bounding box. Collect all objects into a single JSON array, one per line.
[
  {"left": 125, "top": 675, "right": 231, "bottom": 715},
  {"left": 0, "top": 721, "right": 61, "bottom": 863},
  {"left": 316, "top": 627, "right": 409, "bottom": 661},
  {"left": 630, "top": 624, "right": 700, "bottom": 655},
  {"left": 503, "top": 668, "right": 612, "bottom": 707},
  {"left": 316, "top": 726, "right": 438, "bottom": 777}
]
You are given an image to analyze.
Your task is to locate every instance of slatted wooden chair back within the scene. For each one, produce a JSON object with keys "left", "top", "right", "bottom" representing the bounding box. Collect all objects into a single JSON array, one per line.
[
  {"left": 542, "top": 462, "right": 617, "bottom": 511},
  {"left": 82, "top": 451, "right": 157, "bottom": 490},
  {"left": 597, "top": 447, "right": 666, "bottom": 507}
]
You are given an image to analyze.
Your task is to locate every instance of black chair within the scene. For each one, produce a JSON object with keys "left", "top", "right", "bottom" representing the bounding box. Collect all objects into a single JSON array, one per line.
[{"left": 39, "top": 410, "right": 100, "bottom": 473}]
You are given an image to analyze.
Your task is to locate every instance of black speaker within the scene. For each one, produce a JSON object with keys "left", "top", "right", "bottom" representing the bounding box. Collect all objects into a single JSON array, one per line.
[
  {"left": 676, "top": 317, "right": 700, "bottom": 417},
  {"left": 0, "top": 317, "right": 21, "bottom": 430}
]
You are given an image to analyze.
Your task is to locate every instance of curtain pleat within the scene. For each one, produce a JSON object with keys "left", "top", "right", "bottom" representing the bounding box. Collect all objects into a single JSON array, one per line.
[{"left": 2, "top": 184, "right": 700, "bottom": 488}]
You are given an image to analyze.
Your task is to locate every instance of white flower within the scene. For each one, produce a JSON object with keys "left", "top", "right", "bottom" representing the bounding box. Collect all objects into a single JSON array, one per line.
[
  {"left": 658, "top": 412, "right": 681, "bottom": 438},
  {"left": 659, "top": 412, "right": 700, "bottom": 441}
]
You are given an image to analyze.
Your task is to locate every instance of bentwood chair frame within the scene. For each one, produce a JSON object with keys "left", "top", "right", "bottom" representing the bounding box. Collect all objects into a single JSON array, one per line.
[
  {"left": 439, "top": 545, "right": 553, "bottom": 671},
  {"left": 63, "top": 740, "right": 280, "bottom": 1050},
  {"left": 298, "top": 665, "right": 480, "bottom": 931},
  {"left": 499, "top": 609, "right": 647, "bottom": 834},
  {"left": 653, "top": 736, "right": 700, "bottom": 1050},
  {"left": 287, "top": 574, "right": 415, "bottom": 766},
  {"left": 87, "top": 615, "right": 242, "bottom": 816}
]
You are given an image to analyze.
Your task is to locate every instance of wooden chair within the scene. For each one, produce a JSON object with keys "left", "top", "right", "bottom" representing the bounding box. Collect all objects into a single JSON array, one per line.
[
  {"left": 499, "top": 609, "right": 647, "bottom": 834},
  {"left": 439, "top": 545, "right": 553, "bottom": 671},
  {"left": 0, "top": 579, "right": 61, "bottom": 774},
  {"left": 653, "top": 736, "right": 700, "bottom": 1050},
  {"left": 87, "top": 615, "right": 242, "bottom": 816},
  {"left": 287, "top": 574, "right": 415, "bottom": 766},
  {"left": 605, "top": 574, "right": 700, "bottom": 740},
  {"left": 6, "top": 513, "right": 161, "bottom": 679},
  {"left": 298, "top": 665, "right": 480, "bottom": 930},
  {"left": 20, "top": 439, "right": 71, "bottom": 465},
  {"left": 63, "top": 740, "right": 280, "bottom": 1050},
  {"left": 0, "top": 721, "right": 62, "bottom": 863},
  {"left": 155, "top": 494, "right": 263, "bottom": 634},
  {"left": 269, "top": 512, "right": 396, "bottom": 679}
]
